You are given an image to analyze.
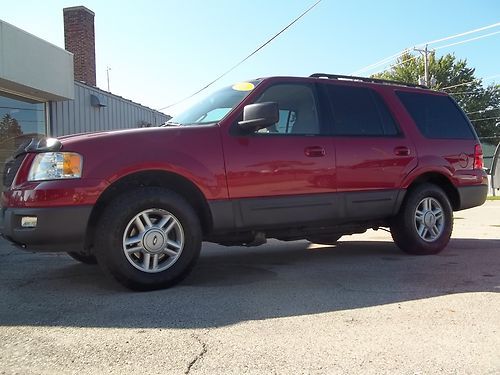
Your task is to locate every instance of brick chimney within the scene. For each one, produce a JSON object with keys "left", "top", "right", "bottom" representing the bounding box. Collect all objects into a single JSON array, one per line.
[{"left": 63, "top": 6, "right": 96, "bottom": 86}]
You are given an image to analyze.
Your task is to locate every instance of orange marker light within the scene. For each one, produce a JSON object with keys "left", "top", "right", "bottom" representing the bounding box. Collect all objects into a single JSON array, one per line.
[{"left": 63, "top": 153, "right": 83, "bottom": 177}]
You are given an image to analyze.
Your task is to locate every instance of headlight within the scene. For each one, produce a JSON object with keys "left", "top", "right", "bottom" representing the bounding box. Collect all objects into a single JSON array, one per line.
[{"left": 28, "top": 152, "right": 83, "bottom": 181}]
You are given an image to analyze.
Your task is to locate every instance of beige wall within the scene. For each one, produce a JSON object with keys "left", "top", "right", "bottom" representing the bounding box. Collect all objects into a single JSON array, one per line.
[{"left": 0, "top": 20, "right": 74, "bottom": 101}]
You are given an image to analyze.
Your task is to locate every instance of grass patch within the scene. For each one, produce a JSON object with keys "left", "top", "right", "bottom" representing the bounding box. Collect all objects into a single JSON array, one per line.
[{"left": 487, "top": 196, "right": 500, "bottom": 201}]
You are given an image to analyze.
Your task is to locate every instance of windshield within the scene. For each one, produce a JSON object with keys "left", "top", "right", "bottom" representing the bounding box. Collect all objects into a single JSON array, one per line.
[{"left": 166, "top": 81, "right": 259, "bottom": 126}]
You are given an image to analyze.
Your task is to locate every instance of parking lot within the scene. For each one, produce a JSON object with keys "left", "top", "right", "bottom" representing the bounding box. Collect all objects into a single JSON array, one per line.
[{"left": 0, "top": 201, "right": 499, "bottom": 374}]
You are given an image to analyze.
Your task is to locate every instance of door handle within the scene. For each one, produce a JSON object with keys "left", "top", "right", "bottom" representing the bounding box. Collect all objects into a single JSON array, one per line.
[
  {"left": 304, "top": 146, "right": 326, "bottom": 157},
  {"left": 394, "top": 146, "right": 410, "bottom": 156}
]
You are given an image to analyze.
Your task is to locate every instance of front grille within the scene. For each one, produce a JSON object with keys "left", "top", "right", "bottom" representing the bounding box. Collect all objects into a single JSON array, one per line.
[{"left": 3, "top": 155, "right": 26, "bottom": 188}]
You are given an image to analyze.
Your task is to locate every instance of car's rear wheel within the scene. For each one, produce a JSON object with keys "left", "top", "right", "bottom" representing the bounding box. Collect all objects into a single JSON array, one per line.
[
  {"left": 95, "top": 187, "right": 202, "bottom": 291},
  {"left": 391, "top": 183, "right": 453, "bottom": 255},
  {"left": 67, "top": 251, "right": 97, "bottom": 265}
]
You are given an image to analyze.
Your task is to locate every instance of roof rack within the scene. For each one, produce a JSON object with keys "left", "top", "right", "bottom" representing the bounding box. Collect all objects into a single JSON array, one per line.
[{"left": 309, "top": 73, "right": 428, "bottom": 89}]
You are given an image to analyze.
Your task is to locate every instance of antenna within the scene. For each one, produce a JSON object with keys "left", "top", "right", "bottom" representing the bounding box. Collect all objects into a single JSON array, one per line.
[{"left": 106, "top": 66, "right": 111, "bottom": 92}]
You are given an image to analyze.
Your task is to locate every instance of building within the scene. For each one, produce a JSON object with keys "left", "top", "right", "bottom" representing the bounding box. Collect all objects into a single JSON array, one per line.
[{"left": 0, "top": 6, "right": 170, "bottom": 176}]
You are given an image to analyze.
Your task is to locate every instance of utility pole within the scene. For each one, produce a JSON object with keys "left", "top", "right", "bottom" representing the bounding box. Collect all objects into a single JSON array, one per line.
[
  {"left": 106, "top": 66, "right": 111, "bottom": 92},
  {"left": 414, "top": 45, "right": 433, "bottom": 86}
]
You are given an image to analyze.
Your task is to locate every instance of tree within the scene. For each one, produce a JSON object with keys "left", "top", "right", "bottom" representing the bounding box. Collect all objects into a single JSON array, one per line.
[
  {"left": 0, "top": 114, "right": 24, "bottom": 175},
  {"left": 373, "top": 52, "right": 500, "bottom": 145},
  {"left": 0, "top": 113, "right": 23, "bottom": 140}
]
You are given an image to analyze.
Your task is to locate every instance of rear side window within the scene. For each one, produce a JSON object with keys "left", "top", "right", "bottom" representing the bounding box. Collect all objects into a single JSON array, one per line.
[
  {"left": 324, "top": 85, "right": 399, "bottom": 136},
  {"left": 396, "top": 91, "right": 475, "bottom": 139}
]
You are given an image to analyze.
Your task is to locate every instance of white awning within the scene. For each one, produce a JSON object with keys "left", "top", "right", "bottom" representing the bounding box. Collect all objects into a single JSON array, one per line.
[{"left": 0, "top": 20, "right": 74, "bottom": 101}]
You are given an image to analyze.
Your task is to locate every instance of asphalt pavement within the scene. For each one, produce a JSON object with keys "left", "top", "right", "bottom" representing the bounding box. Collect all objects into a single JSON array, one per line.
[{"left": 0, "top": 201, "right": 499, "bottom": 374}]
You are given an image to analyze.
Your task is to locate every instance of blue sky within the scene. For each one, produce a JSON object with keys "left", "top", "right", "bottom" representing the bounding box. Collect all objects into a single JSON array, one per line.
[{"left": 2, "top": 0, "right": 499, "bottom": 115}]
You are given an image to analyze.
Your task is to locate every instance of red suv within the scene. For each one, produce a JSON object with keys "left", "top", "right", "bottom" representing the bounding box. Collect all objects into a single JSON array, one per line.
[{"left": 1, "top": 74, "right": 488, "bottom": 290}]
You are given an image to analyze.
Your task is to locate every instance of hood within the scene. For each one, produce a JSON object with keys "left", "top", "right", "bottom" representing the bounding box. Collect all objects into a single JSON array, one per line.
[
  {"left": 57, "top": 125, "right": 209, "bottom": 150},
  {"left": 58, "top": 126, "right": 173, "bottom": 142}
]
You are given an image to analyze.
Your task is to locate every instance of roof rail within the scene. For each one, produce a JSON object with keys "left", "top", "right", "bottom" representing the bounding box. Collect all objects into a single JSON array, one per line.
[{"left": 309, "top": 73, "right": 428, "bottom": 89}]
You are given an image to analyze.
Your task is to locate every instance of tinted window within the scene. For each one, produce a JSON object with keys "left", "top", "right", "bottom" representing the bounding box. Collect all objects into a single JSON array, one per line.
[
  {"left": 254, "top": 84, "right": 320, "bottom": 135},
  {"left": 372, "top": 93, "right": 399, "bottom": 136},
  {"left": 396, "top": 91, "right": 474, "bottom": 139},
  {"left": 324, "top": 85, "right": 399, "bottom": 136}
]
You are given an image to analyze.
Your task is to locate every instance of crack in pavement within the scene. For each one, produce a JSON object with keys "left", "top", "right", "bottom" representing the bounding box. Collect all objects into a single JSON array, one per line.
[{"left": 185, "top": 333, "right": 208, "bottom": 374}]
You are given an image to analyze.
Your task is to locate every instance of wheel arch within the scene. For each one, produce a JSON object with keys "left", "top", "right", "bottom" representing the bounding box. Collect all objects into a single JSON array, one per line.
[
  {"left": 84, "top": 170, "right": 213, "bottom": 252},
  {"left": 404, "top": 172, "right": 460, "bottom": 211}
]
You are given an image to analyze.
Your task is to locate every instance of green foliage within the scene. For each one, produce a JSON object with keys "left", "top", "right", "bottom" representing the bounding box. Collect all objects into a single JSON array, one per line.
[
  {"left": 0, "top": 114, "right": 23, "bottom": 140},
  {"left": 373, "top": 52, "right": 500, "bottom": 145}
]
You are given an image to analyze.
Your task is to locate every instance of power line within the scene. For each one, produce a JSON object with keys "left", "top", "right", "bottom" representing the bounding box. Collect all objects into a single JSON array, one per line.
[
  {"left": 383, "top": 54, "right": 419, "bottom": 72},
  {"left": 466, "top": 108, "right": 500, "bottom": 115},
  {"left": 373, "top": 31, "right": 500, "bottom": 77},
  {"left": 158, "top": 0, "right": 323, "bottom": 111},
  {"left": 441, "top": 74, "right": 500, "bottom": 90},
  {"left": 450, "top": 91, "right": 499, "bottom": 96},
  {"left": 434, "top": 29, "right": 500, "bottom": 51},
  {"left": 469, "top": 116, "right": 500, "bottom": 122},
  {"left": 351, "top": 21, "right": 500, "bottom": 75},
  {"left": 350, "top": 49, "right": 410, "bottom": 75},
  {"left": 424, "top": 21, "right": 500, "bottom": 46},
  {"left": 449, "top": 88, "right": 500, "bottom": 95},
  {"left": 443, "top": 80, "right": 477, "bottom": 90}
]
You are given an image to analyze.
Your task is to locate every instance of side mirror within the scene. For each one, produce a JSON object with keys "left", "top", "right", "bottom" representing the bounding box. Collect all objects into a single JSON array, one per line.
[{"left": 238, "top": 102, "right": 279, "bottom": 131}]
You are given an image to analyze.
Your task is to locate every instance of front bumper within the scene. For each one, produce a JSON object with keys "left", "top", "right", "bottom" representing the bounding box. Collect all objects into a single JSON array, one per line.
[{"left": 0, "top": 205, "right": 92, "bottom": 252}]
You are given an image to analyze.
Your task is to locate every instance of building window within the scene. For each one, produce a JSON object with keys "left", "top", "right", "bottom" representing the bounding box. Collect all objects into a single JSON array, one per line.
[{"left": 0, "top": 92, "right": 47, "bottom": 176}]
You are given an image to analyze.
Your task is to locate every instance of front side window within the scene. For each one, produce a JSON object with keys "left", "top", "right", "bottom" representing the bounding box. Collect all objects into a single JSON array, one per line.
[
  {"left": 324, "top": 84, "right": 399, "bottom": 136},
  {"left": 253, "top": 84, "right": 321, "bottom": 135}
]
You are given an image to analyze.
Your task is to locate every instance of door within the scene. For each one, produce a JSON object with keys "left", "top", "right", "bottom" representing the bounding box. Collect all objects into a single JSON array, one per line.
[
  {"left": 320, "top": 83, "right": 417, "bottom": 219},
  {"left": 221, "top": 82, "right": 338, "bottom": 228}
]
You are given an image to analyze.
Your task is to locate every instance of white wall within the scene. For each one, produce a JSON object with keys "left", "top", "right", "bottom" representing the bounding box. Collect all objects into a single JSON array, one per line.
[{"left": 0, "top": 20, "right": 74, "bottom": 101}]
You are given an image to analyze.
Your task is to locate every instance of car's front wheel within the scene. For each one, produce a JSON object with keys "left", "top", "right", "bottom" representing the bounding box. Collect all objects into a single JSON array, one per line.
[
  {"left": 95, "top": 187, "right": 202, "bottom": 290},
  {"left": 391, "top": 183, "right": 453, "bottom": 255}
]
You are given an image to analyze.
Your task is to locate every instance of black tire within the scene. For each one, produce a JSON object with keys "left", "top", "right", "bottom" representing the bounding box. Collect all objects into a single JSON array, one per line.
[
  {"left": 307, "top": 235, "right": 342, "bottom": 245},
  {"left": 391, "top": 183, "right": 453, "bottom": 255},
  {"left": 67, "top": 251, "right": 97, "bottom": 265},
  {"left": 94, "top": 187, "right": 202, "bottom": 291}
]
